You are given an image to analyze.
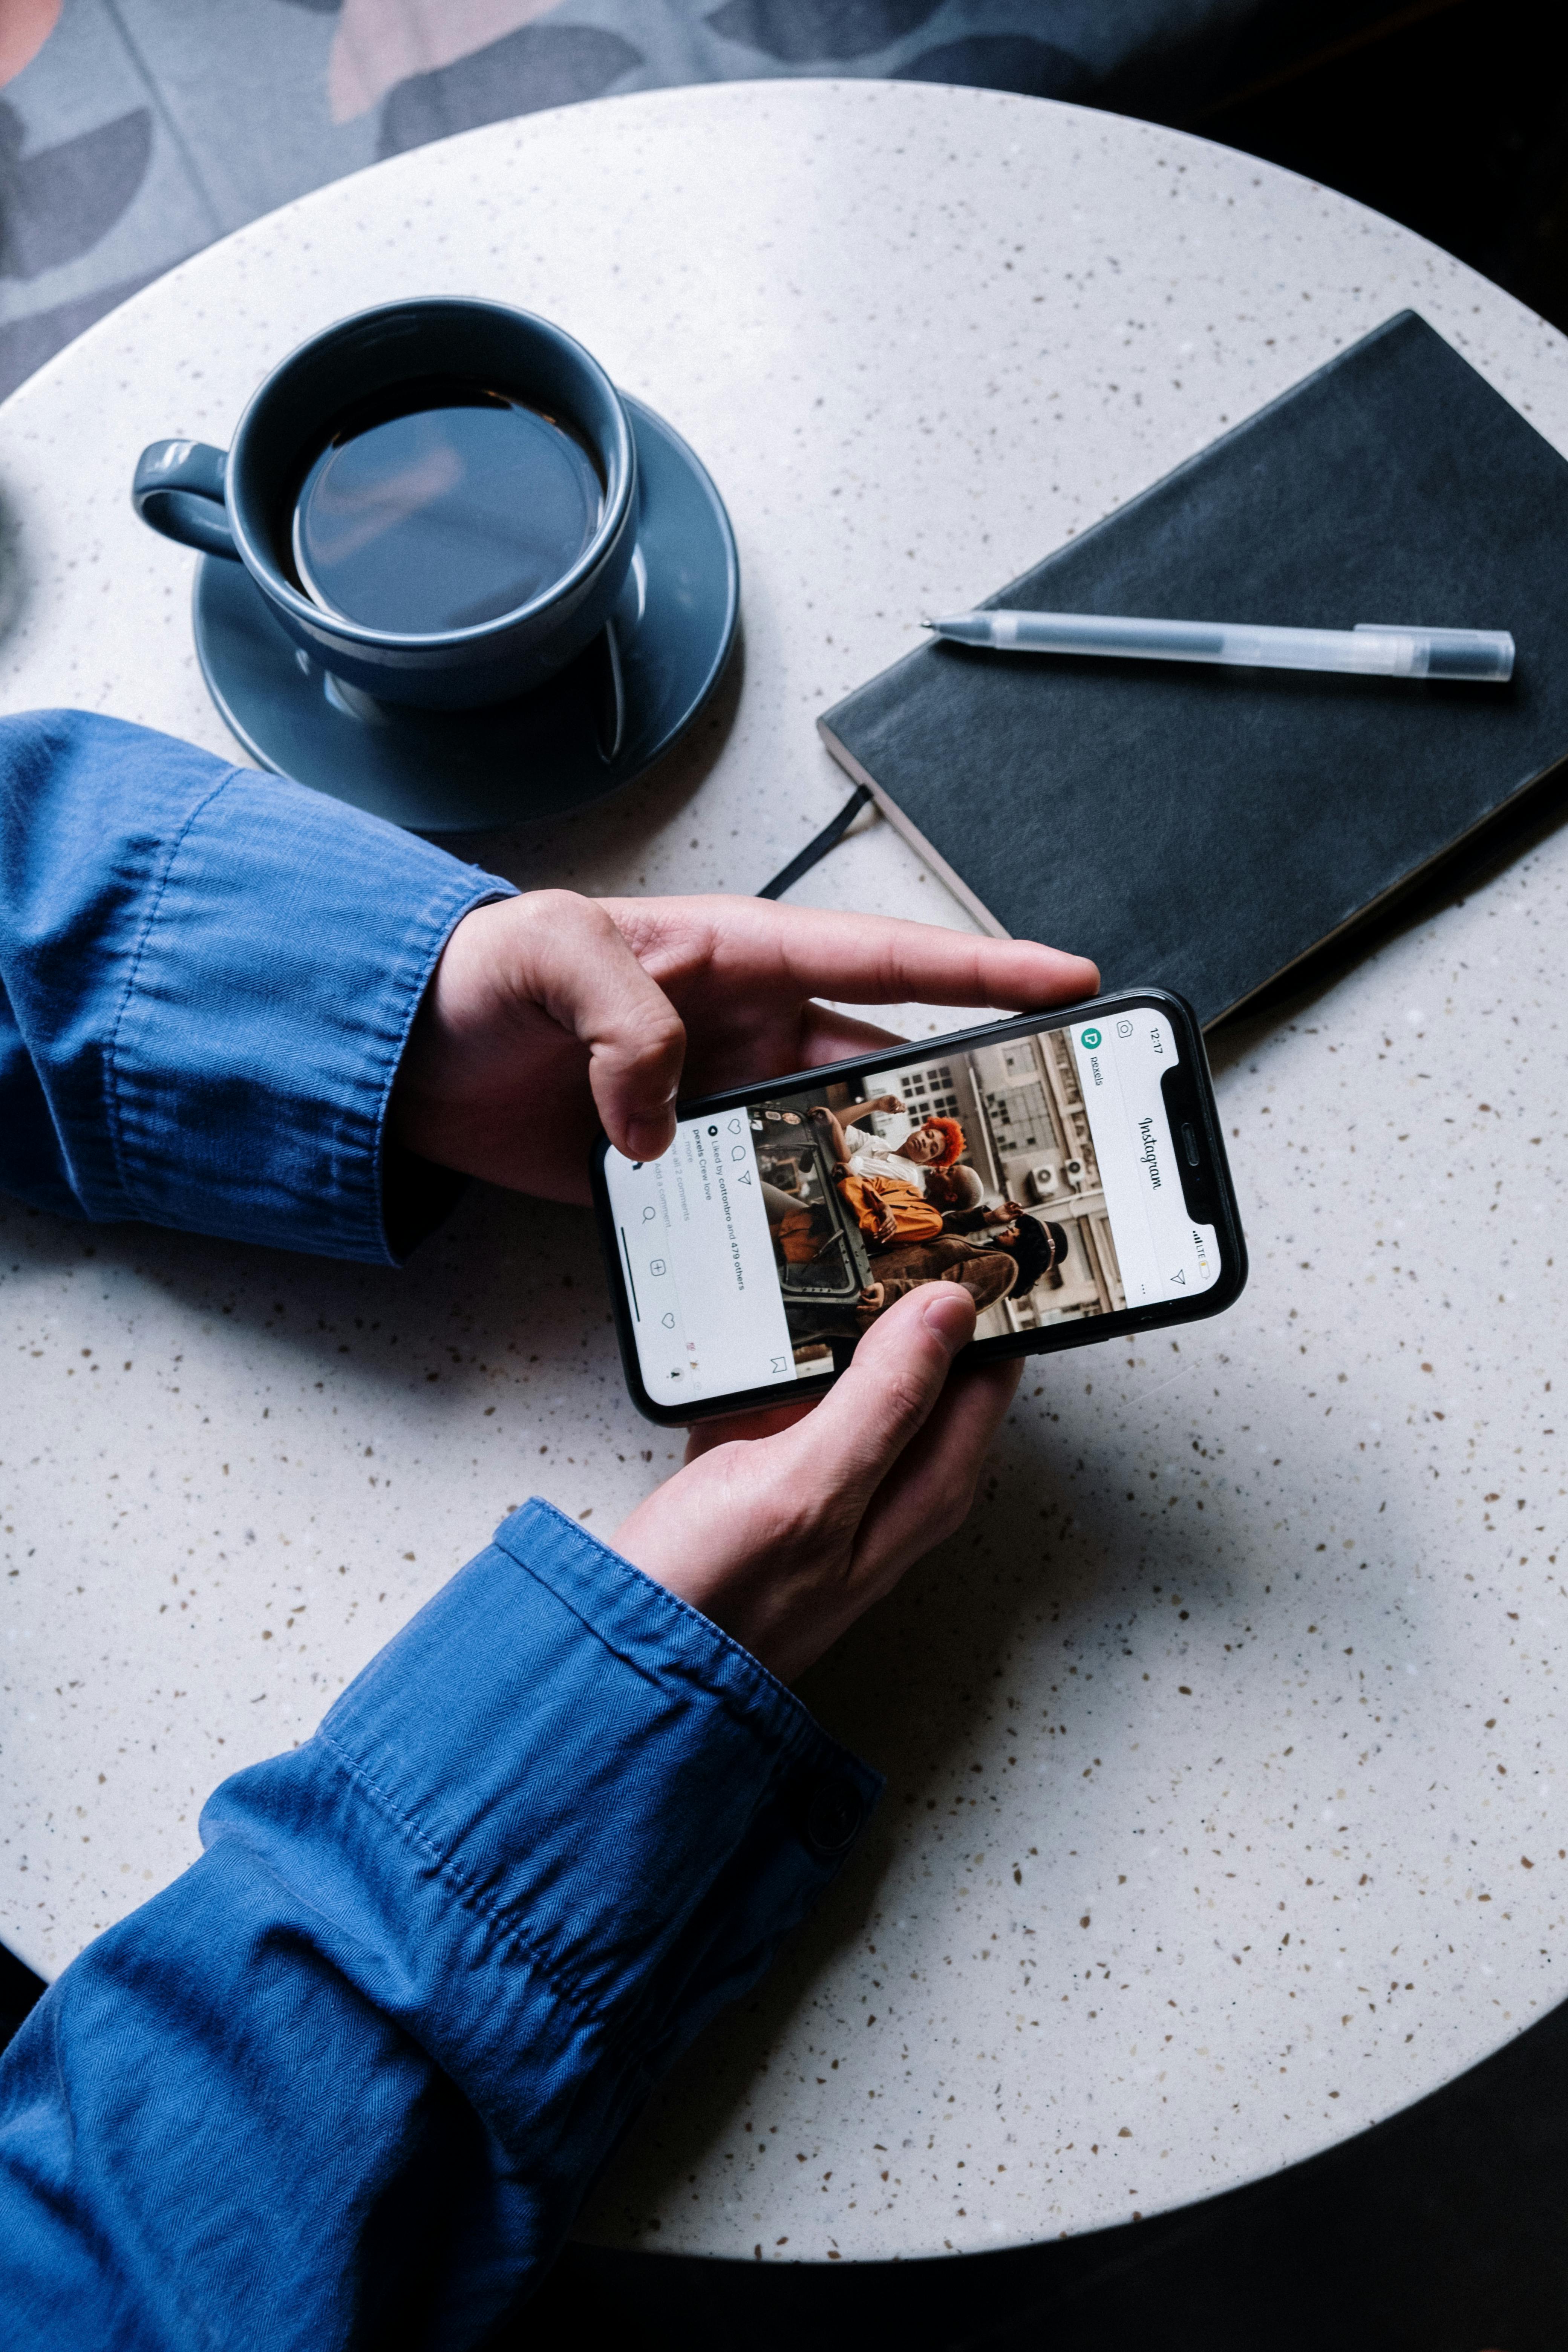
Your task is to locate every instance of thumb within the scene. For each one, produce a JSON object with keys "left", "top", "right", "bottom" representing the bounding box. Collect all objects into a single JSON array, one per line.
[{"left": 776, "top": 1282, "right": 976, "bottom": 1514}]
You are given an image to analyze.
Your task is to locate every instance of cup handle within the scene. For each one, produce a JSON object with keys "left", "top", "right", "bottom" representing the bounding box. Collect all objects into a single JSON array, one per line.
[{"left": 132, "top": 440, "right": 239, "bottom": 560}]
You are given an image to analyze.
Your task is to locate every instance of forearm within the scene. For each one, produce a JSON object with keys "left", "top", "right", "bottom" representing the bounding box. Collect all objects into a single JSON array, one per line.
[
  {"left": 0, "top": 1503, "right": 876, "bottom": 2348},
  {"left": 0, "top": 710, "right": 510, "bottom": 1260},
  {"left": 812, "top": 1107, "right": 854, "bottom": 1162}
]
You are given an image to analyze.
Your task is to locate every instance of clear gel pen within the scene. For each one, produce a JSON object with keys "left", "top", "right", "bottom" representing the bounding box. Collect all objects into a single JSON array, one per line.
[{"left": 924, "top": 610, "right": 1515, "bottom": 683}]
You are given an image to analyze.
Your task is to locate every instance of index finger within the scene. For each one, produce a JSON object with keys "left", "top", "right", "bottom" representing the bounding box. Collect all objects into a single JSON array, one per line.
[
  {"left": 508, "top": 890, "right": 687, "bottom": 1162},
  {"left": 605, "top": 896, "right": 1099, "bottom": 1014}
]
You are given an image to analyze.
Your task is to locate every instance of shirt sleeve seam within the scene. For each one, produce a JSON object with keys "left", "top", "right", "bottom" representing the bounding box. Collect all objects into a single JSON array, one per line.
[
  {"left": 101, "top": 767, "right": 242, "bottom": 1215},
  {"left": 314, "top": 1720, "right": 623, "bottom": 2026}
]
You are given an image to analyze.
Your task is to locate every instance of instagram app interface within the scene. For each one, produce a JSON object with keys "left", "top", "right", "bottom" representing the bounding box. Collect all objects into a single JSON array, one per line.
[{"left": 603, "top": 1113, "right": 797, "bottom": 1406}]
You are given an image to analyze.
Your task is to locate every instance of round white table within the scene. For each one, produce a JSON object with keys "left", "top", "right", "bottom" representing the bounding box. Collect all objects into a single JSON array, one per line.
[{"left": 2, "top": 79, "right": 1566, "bottom": 2264}]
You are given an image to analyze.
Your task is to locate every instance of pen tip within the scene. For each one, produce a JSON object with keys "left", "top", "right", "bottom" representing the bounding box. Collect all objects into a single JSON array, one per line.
[{"left": 919, "top": 618, "right": 936, "bottom": 631}]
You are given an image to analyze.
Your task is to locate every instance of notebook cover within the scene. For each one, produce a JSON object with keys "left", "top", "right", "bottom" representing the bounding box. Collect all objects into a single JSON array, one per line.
[{"left": 818, "top": 312, "right": 1568, "bottom": 1026}]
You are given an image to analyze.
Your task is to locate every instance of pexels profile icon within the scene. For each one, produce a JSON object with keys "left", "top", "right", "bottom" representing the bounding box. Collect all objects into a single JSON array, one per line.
[{"left": 1080, "top": 1026, "right": 1102, "bottom": 1049}]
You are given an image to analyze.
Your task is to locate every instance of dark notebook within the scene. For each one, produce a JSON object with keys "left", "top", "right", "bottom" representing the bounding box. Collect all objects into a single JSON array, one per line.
[{"left": 818, "top": 311, "right": 1568, "bottom": 1026}]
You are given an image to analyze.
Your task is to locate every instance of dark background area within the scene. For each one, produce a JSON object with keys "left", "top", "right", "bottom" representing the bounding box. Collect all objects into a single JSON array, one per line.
[
  {"left": 2, "top": 2, "right": 1565, "bottom": 2342},
  {"left": 1188, "top": 0, "right": 1568, "bottom": 336}
]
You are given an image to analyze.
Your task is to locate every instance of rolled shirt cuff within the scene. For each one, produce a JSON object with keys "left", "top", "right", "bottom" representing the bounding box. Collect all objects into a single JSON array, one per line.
[{"left": 201, "top": 1498, "right": 880, "bottom": 2170}]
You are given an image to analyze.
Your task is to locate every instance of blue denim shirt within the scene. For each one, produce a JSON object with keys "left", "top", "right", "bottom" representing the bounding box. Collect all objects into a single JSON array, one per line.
[{"left": 0, "top": 713, "right": 879, "bottom": 2348}]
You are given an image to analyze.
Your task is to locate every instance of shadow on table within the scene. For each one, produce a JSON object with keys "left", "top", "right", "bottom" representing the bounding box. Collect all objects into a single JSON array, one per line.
[
  {"left": 444, "top": 613, "right": 748, "bottom": 896},
  {"left": 522, "top": 1981, "right": 1568, "bottom": 2349},
  {"left": 0, "top": 482, "right": 35, "bottom": 658},
  {"left": 1, "top": 1179, "right": 626, "bottom": 1430}
]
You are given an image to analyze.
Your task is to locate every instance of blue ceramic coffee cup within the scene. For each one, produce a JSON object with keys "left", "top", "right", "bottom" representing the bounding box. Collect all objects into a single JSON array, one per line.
[{"left": 132, "top": 298, "right": 638, "bottom": 711}]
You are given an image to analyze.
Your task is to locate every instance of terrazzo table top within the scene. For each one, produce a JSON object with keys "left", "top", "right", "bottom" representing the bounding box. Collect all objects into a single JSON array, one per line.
[{"left": 2, "top": 79, "right": 1567, "bottom": 2263}]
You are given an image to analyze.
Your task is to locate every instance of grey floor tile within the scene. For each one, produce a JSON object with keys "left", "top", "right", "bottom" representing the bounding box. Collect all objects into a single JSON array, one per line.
[
  {"left": 0, "top": 0, "right": 216, "bottom": 328},
  {"left": 106, "top": 0, "right": 375, "bottom": 234},
  {"left": 5, "top": 0, "right": 155, "bottom": 149},
  {"left": 375, "top": 21, "right": 646, "bottom": 159}
]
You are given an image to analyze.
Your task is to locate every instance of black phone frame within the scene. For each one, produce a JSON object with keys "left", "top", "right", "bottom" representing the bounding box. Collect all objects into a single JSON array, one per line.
[{"left": 591, "top": 987, "right": 1248, "bottom": 1427}]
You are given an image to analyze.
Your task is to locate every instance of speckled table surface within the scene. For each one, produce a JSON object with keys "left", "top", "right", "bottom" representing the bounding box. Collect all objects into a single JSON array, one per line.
[{"left": 2, "top": 79, "right": 1566, "bottom": 2263}]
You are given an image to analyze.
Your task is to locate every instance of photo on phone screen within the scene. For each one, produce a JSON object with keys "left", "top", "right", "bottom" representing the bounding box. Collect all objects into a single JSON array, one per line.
[{"left": 596, "top": 992, "right": 1245, "bottom": 1422}]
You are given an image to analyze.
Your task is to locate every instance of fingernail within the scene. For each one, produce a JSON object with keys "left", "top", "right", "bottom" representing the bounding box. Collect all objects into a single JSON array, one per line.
[{"left": 922, "top": 1288, "right": 975, "bottom": 1352}]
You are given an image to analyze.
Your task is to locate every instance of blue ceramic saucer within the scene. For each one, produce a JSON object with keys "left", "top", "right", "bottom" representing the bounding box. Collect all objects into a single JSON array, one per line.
[{"left": 192, "top": 395, "right": 738, "bottom": 835}]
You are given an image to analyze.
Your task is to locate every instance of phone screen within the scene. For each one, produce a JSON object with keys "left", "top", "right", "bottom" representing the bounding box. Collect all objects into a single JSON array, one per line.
[{"left": 600, "top": 1002, "right": 1223, "bottom": 1410}]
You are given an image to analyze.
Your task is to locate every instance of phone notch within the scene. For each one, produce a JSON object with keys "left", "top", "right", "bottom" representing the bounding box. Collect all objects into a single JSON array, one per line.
[{"left": 1159, "top": 1061, "right": 1219, "bottom": 1224}]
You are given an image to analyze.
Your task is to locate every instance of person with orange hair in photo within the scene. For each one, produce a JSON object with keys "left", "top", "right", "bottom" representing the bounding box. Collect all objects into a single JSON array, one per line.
[{"left": 808, "top": 1095, "right": 965, "bottom": 1250}]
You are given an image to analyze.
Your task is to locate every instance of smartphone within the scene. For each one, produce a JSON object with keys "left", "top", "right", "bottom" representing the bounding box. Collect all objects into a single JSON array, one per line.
[{"left": 592, "top": 988, "right": 1246, "bottom": 1426}]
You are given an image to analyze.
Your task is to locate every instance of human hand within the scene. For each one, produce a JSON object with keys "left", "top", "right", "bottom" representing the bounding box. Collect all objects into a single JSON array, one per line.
[
  {"left": 873, "top": 1206, "right": 900, "bottom": 1243},
  {"left": 613, "top": 1286, "right": 1019, "bottom": 1680},
  {"left": 391, "top": 891, "right": 1097, "bottom": 1204}
]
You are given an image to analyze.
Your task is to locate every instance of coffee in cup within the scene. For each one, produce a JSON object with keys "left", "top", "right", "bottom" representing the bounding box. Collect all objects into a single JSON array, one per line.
[
  {"left": 132, "top": 299, "right": 637, "bottom": 710},
  {"left": 286, "top": 378, "right": 605, "bottom": 634}
]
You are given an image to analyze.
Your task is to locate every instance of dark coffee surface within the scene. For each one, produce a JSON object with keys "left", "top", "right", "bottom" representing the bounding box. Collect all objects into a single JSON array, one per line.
[{"left": 290, "top": 381, "right": 602, "bottom": 634}]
